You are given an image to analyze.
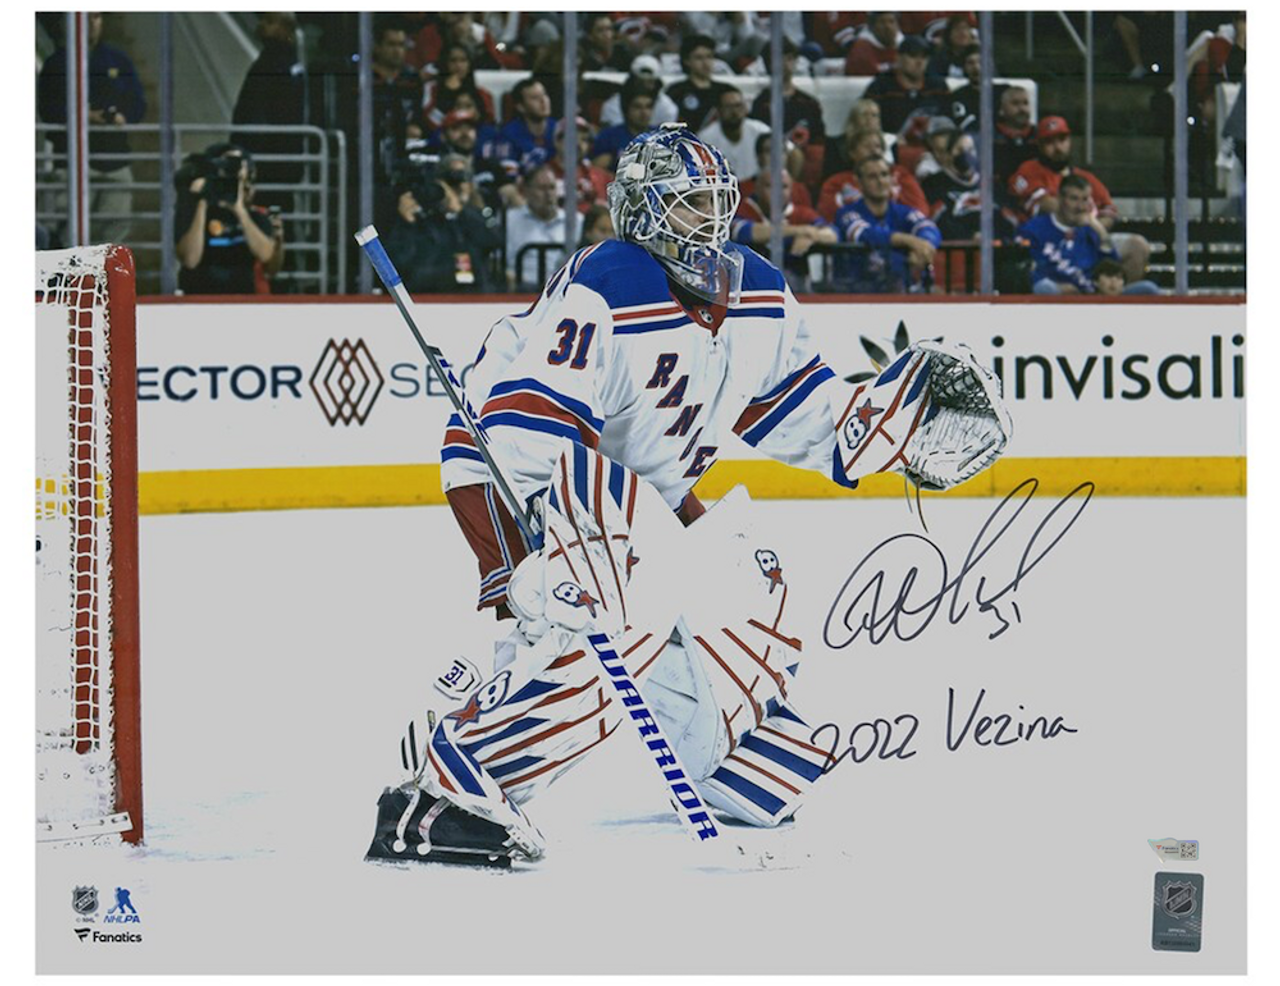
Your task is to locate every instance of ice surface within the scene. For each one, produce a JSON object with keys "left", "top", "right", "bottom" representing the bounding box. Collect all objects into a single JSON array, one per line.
[{"left": 37, "top": 495, "right": 1246, "bottom": 973}]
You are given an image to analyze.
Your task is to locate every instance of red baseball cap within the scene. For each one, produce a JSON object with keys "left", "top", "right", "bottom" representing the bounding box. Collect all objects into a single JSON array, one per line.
[
  {"left": 442, "top": 109, "right": 478, "bottom": 130},
  {"left": 1036, "top": 115, "right": 1071, "bottom": 140}
]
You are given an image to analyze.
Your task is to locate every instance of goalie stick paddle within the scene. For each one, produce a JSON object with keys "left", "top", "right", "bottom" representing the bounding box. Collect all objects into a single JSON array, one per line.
[
  {"left": 357, "top": 227, "right": 717, "bottom": 846},
  {"left": 355, "top": 225, "right": 537, "bottom": 545}
]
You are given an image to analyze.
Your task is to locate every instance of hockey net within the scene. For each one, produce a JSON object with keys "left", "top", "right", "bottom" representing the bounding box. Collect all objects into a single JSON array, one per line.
[{"left": 36, "top": 244, "right": 142, "bottom": 844}]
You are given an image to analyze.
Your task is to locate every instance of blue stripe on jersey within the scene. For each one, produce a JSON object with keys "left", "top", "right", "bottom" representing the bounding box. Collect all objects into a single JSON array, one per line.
[
  {"left": 507, "top": 678, "right": 561, "bottom": 705},
  {"left": 478, "top": 582, "right": 510, "bottom": 604},
  {"left": 431, "top": 728, "right": 486, "bottom": 797},
  {"left": 877, "top": 350, "right": 913, "bottom": 384},
  {"left": 741, "top": 366, "right": 836, "bottom": 446},
  {"left": 830, "top": 446, "right": 859, "bottom": 489},
  {"left": 751, "top": 355, "right": 822, "bottom": 405},
  {"left": 710, "top": 765, "right": 786, "bottom": 816},
  {"left": 607, "top": 458, "right": 625, "bottom": 510},
  {"left": 483, "top": 411, "right": 582, "bottom": 444},
  {"left": 457, "top": 716, "right": 547, "bottom": 755},
  {"left": 442, "top": 446, "right": 486, "bottom": 464},
  {"left": 727, "top": 306, "right": 785, "bottom": 320},
  {"left": 572, "top": 441, "right": 591, "bottom": 512},
  {"left": 485, "top": 754, "right": 542, "bottom": 780},
  {"left": 446, "top": 413, "right": 464, "bottom": 427},
  {"left": 904, "top": 359, "right": 931, "bottom": 407},
  {"left": 488, "top": 377, "right": 604, "bottom": 432},
  {"left": 740, "top": 734, "right": 826, "bottom": 782},
  {"left": 612, "top": 314, "right": 692, "bottom": 335}
]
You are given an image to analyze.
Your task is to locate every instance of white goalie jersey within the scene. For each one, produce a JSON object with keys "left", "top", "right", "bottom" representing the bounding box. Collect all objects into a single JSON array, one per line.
[{"left": 441, "top": 239, "right": 865, "bottom": 514}]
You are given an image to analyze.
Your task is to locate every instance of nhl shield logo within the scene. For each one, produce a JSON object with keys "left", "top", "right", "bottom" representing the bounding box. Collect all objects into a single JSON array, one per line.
[
  {"left": 73, "top": 885, "right": 98, "bottom": 917},
  {"left": 1162, "top": 880, "right": 1198, "bottom": 919}
]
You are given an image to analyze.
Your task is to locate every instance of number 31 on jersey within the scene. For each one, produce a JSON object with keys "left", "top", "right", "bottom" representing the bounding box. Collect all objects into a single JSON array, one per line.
[{"left": 547, "top": 319, "right": 596, "bottom": 371}]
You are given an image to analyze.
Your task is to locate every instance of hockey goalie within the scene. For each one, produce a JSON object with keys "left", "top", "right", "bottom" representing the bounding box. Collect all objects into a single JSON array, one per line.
[{"left": 365, "top": 124, "right": 1012, "bottom": 867}]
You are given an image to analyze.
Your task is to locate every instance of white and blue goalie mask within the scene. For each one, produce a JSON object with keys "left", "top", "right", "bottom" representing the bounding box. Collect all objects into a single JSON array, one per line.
[{"left": 607, "top": 124, "right": 744, "bottom": 304}]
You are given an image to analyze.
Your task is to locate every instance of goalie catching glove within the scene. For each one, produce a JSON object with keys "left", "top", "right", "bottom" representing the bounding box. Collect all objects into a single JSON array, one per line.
[{"left": 835, "top": 340, "right": 1011, "bottom": 492}]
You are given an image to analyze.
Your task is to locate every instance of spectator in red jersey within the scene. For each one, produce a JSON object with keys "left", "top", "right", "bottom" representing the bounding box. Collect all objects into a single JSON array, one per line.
[
  {"left": 807, "top": 11, "right": 865, "bottom": 57},
  {"left": 1009, "top": 115, "right": 1152, "bottom": 283},
  {"left": 549, "top": 116, "right": 612, "bottom": 214},
  {"left": 1189, "top": 12, "right": 1245, "bottom": 121},
  {"left": 899, "top": 11, "right": 975, "bottom": 46},
  {"left": 822, "top": 98, "right": 889, "bottom": 180},
  {"left": 580, "top": 12, "right": 633, "bottom": 72},
  {"left": 410, "top": 12, "right": 522, "bottom": 74},
  {"left": 731, "top": 167, "right": 836, "bottom": 292},
  {"left": 817, "top": 129, "right": 929, "bottom": 222},
  {"left": 421, "top": 42, "right": 497, "bottom": 136},
  {"left": 927, "top": 14, "right": 978, "bottom": 79},
  {"left": 845, "top": 12, "right": 901, "bottom": 76},
  {"left": 864, "top": 36, "right": 951, "bottom": 135}
]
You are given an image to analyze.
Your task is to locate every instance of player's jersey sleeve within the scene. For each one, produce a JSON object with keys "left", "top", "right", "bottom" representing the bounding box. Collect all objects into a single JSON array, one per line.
[
  {"left": 442, "top": 276, "right": 615, "bottom": 507},
  {"left": 731, "top": 286, "right": 857, "bottom": 489}
]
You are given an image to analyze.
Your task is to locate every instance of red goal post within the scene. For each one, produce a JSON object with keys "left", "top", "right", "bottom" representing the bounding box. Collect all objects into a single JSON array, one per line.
[{"left": 35, "top": 244, "right": 142, "bottom": 844}]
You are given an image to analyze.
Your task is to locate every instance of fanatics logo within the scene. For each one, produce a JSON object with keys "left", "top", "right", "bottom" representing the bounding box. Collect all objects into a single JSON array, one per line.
[{"left": 310, "top": 338, "right": 385, "bottom": 426}]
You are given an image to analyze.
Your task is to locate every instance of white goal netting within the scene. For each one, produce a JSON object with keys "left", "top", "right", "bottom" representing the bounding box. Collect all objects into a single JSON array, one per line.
[{"left": 36, "top": 245, "right": 139, "bottom": 842}]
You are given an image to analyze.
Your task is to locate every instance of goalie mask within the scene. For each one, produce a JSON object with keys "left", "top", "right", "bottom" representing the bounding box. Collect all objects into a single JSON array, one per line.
[{"left": 607, "top": 124, "right": 744, "bottom": 303}]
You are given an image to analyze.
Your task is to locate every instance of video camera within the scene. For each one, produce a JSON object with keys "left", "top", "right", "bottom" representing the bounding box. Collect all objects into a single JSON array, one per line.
[
  {"left": 174, "top": 143, "right": 254, "bottom": 205},
  {"left": 394, "top": 140, "right": 473, "bottom": 216}
]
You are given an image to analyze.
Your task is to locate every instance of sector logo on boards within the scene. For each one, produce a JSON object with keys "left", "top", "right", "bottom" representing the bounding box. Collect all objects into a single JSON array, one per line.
[
  {"left": 310, "top": 338, "right": 384, "bottom": 426},
  {"left": 136, "top": 337, "right": 455, "bottom": 427}
]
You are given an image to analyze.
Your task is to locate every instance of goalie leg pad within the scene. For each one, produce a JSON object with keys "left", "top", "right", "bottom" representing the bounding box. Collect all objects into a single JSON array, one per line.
[
  {"left": 700, "top": 705, "right": 833, "bottom": 827},
  {"left": 422, "top": 625, "right": 668, "bottom": 815}
]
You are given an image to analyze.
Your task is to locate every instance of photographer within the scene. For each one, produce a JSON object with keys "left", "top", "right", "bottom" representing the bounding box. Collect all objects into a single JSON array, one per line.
[
  {"left": 383, "top": 153, "right": 501, "bottom": 293},
  {"left": 174, "top": 144, "right": 284, "bottom": 294}
]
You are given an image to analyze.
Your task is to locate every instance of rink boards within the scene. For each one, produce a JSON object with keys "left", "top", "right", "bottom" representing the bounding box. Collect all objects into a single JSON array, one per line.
[{"left": 133, "top": 296, "right": 1246, "bottom": 512}]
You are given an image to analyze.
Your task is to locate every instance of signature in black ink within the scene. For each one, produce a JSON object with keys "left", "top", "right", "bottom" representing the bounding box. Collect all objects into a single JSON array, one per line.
[{"left": 824, "top": 478, "right": 1094, "bottom": 648}]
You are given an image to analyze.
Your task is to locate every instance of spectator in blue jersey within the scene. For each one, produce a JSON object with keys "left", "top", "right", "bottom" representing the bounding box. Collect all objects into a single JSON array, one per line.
[
  {"left": 1019, "top": 174, "right": 1159, "bottom": 295},
  {"left": 590, "top": 80, "right": 656, "bottom": 172},
  {"left": 37, "top": 12, "right": 146, "bottom": 245},
  {"left": 834, "top": 155, "right": 941, "bottom": 293},
  {"left": 496, "top": 78, "right": 558, "bottom": 175}
]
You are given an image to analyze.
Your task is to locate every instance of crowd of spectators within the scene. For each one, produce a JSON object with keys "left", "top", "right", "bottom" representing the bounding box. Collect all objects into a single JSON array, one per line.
[{"left": 35, "top": 11, "right": 1247, "bottom": 295}]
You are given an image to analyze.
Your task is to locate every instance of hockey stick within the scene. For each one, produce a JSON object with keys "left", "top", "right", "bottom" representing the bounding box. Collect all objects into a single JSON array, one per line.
[
  {"left": 355, "top": 225, "right": 537, "bottom": 545},
  {"left": 356, "top": 228, "right": 720, "bottom": 845}
]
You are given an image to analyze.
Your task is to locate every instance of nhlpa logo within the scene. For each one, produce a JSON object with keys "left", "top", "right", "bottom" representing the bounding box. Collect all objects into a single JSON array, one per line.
[
  {"left": 310, "top": 338, "right": 385, "bottom": 426},
  {"left": 1162, "top": 881, "right": 1198, "bottom": 920},
  {"left": 754, "top": 550, "right": 785, "bottom": 593},
  {"left": 553, "top": 581, "right": 599, "bottom": 618},
  {"left": 72, "top": 886, "right": 98, "bottom": 920},
  {"left": 842, "top": 398, "right": 884, "bottom": 451},
  {"left": 103, "top": 887, "right": 140, "bottom": 923},
  {"left": 448, "top": 670, "right": 511, "bottom": 726}
]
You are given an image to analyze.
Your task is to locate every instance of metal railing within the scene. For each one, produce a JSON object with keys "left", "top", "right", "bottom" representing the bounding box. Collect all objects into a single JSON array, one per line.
[{"left": 36, "top": 122, "right": 346, "bottom": 294}]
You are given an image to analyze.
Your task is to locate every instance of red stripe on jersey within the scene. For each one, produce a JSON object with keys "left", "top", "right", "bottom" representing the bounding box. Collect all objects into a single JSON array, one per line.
[
  {"left": 732, "top": 361, "right": 826, "bottom": 436},
  {"left": 480, "top": 392, "right": 601, "bottom": 446},
  {"left": 445, "top": 484, "right": 531, "bottom": 611},
  {"left": 444, "top": 427, "right": 477, "bottom": 447},
  {"left": 612, "top": 304, "right": 684, "bottom": 322}
]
